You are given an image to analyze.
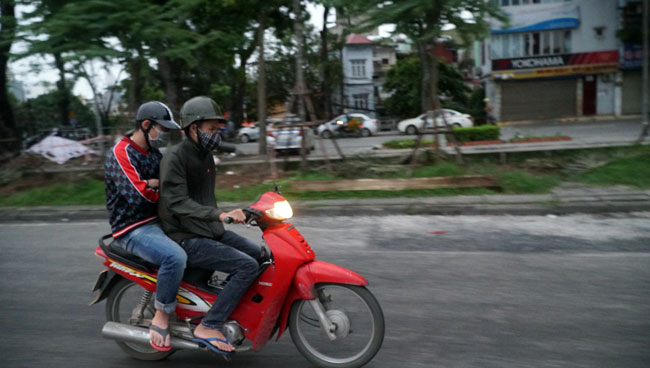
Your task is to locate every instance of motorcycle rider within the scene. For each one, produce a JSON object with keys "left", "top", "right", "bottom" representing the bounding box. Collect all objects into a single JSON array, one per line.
[
  {"left": 104, "top": 101, "right": 186, "bottom": 352},
  {"left": 158, "top": 96, "right": 263, "bottom": 355}
]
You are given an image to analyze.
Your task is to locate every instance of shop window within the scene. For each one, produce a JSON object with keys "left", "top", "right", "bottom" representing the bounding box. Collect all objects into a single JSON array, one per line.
[
  {"left": 542, "top": 32, "right": 550, "bottom": 54},
  {"left": 502, "top": 34, "right": 511, "bottom": 58},
  {"left": 532, "top": 32, "right": 540, "bottom": 55},
  {"left": 492, "top": 39, "right": 502, "bottom": 59},
  {"left": 564, "top": 30, "right": 572, "bottom": 53}
]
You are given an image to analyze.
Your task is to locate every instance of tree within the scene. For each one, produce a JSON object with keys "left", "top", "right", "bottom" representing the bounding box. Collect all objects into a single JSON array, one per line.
[
  {"left": 383, "top": 55, "right": 471, "bottom": 119},
  {"left": 0, "top": 0, "right": 17, "bottom": 150},
  {"left": 16, "top": 89, "right": 95, "bottom": 134},
  {"left": 20, "top": 0, "right": 76, "bottom": 127},
  {"left": 359, "top": 0, "right": 506, "bottom": 113}
]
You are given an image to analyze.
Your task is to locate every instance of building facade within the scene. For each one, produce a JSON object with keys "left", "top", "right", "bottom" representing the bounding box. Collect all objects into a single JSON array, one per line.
[
  {"left": 340, "top": 34, "right": 377, "bottom": 118},
  {"left": 480, "top": 0, "right": 635, "bottom": 122}
]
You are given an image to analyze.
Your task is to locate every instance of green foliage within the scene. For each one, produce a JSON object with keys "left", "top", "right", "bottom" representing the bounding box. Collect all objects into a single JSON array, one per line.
[
  {"left": 13, "top": 90, "right": 95, "bottom": 134},
  {"left": 382, "top": 56, "right": 421, "bottom": 118},
  {"left": 576, "top": 150, "right": 650, "bottom": 188},
  {"left": 499, "top": 172, "right": 559, "bottom": 194},
  {"left": 447, "top": 125, "right": 500, "bottom": 143},
  {"left": 0, "top": 178, "right": 105, "bottom": 206},
  {"left": 410, "top": 163, "right": 464, "bottom": 177},
  {"left": 382, "top": 139, "right": 433, "bottom": 149},
  {"left": 383, "top": 55, "right": 473, "bottom": 118}
]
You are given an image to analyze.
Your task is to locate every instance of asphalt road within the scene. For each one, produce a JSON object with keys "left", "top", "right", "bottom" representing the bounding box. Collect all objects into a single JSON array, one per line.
[
  {"left": 1, "top": 213, "right": 649, "bottom": 367},
  {"left": 233, "top": 118, "right": 646, "bottom": 157}
]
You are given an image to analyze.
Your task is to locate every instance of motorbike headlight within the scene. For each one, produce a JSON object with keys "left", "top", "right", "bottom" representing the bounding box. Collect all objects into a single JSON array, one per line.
[{"left": 266, "top": 200, "right": 293, "bottom": 220}]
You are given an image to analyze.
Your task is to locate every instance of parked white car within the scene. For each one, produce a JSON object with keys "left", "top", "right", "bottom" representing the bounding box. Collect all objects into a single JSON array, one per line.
[
  {"left": 397, "top": 109, "right": 473, "bottom": 135},
  {"left": 317, "top": 113, "right": 379, "bottom": 138},
  {"left": 237, "top": 123, "right": 260, "bottom": 143}
]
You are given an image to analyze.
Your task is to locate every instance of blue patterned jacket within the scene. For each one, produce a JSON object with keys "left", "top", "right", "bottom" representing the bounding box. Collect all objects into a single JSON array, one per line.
[{"left": 104, "top": 136, "right": 162, "bottom": 238}]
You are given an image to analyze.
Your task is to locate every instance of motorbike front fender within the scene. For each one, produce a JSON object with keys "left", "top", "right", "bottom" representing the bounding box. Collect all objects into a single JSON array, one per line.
[
  {"left": 275, "top": 260, "right": 368, "bottom": 340},
  {"left": 293, "top": 260, "right": 368, "bottom": 300}
]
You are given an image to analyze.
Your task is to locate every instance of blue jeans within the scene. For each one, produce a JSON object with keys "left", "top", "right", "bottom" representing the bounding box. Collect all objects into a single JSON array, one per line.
[
  {"left": 113, "top": 221, "right": 187, "bottom": 314},
  {"left": 180, "top": 231, "right": 262, "bottom": 330}
]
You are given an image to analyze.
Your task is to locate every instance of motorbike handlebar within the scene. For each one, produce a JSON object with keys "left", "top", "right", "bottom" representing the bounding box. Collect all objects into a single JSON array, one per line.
[
  {"left": 223, "top": 208, "right": 263, "bottom": 225},
  {"left": 217, "top": 142, "right": 237, "bottom": 153}
]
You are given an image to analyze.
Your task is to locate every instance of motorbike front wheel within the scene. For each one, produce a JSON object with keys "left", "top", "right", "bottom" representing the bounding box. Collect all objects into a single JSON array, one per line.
[
  {"left": 289, "top": 284, "right": 385, "bottom": 368},
  {"left": 105, "top": 278, "right": 174, "bottom": 361}
]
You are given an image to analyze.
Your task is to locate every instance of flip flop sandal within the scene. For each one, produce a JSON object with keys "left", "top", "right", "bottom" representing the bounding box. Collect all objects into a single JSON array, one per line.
[
  {"left": 192, "top": 336, "right": 235, "bottom": 356},
  {"left": 149, "top": 324, "right": 172, "bottom": 352}
]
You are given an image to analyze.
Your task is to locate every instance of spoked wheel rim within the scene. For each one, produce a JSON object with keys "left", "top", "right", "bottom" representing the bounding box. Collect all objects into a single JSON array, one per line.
[
  {"left": 107, "top": 280, "right": 159, "bottom": 354},
  {"left": 290, "top": 284, "right": 384, "bottom": 367}
]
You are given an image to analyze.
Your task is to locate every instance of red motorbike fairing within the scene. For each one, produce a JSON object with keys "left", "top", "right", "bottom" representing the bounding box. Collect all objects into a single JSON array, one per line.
[
  {"left": 274, "top": 260, "right": 369, "bottom": 340},
  {"left": 229, "top": 222, "right": 315, "bottom": 350}
]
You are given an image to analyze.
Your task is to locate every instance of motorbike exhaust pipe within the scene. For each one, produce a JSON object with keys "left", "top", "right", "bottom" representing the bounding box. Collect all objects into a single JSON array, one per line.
[{"left": 102, "top": 321, "right": 200, "bottom": 350}]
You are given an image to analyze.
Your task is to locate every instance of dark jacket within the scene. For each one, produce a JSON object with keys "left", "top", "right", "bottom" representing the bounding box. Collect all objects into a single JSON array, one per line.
[
  {"left": 105, "top": 136, "right": 161, "bottom": 238},
  {"left": 158, "top": 138, "right": 224, "bottom": 242}
]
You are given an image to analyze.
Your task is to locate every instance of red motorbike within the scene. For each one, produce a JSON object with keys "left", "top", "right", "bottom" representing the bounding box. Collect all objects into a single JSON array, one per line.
[{"left": 91, "top": 191, "right": 385, "bottom": 368}]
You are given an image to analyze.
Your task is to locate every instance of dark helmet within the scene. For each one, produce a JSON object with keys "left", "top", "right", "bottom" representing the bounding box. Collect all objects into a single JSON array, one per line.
[
  {"left": 136, "top": 101, "right": 181, "bottom": 130},
  {"left": 180, "top": 96, "right": 226, "bottom": 129}
]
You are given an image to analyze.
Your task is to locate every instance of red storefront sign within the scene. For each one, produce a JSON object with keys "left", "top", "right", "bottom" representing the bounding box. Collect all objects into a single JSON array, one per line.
[{"left": 491, "top": 50, "right": 618, "bottom": 79}]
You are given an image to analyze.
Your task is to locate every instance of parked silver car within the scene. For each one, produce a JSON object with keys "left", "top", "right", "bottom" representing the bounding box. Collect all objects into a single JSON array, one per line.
[
  {"left": 267, "top": 120, "right": 315, "bottom": 154},
  {"left": 238, "top": 123, "right": 261, "bottom": 143}
]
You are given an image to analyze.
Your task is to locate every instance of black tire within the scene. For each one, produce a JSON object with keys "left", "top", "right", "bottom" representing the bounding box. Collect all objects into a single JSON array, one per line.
[
  {"left": 452, "top": 123, "right": 462, "bottom": 128},
  {"left": 405, "top": 125, "right": 418, "bottom": 135},
  {"left": 289, "top": 284, "right": 384, "bottom": 368},
  {"left": 360, "top": 128, "right": 371, "bottom": 137},
  {"left": 321, "top": 130, "right": 333, "bottom": 139},
  {"left": 105, "top": 278, "right": 174, "bottom": 361},
  {"left": 240, "top": 134, "right": 250, "bottom": 143}
]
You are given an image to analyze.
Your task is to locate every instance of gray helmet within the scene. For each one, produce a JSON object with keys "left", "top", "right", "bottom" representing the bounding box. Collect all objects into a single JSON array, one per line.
[
  {"left": 136, "top": 101, "right": 181, "bottom": 130},
  {"left": 180, "top": 96, "right": 226, "bottom": 128}
]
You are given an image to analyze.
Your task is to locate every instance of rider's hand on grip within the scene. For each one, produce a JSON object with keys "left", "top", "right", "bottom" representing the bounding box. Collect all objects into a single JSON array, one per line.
[{"left": 220, "top": 209, "right": 246, "bottom": 224}]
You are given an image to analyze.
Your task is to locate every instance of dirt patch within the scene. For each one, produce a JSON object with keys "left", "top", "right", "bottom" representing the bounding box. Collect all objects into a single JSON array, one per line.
[{"left": 214, "top": 165, "right": 289, "bottom": 190}]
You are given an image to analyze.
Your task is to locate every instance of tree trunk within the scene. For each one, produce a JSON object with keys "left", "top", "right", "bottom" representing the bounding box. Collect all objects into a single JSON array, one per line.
[
  {"left": 157, "top": 55, "right": 180, "bottom": 116},
  {"left": 230, "top": 61, "right": 247, "bottom": 128},
  {"left": 418, "top": 41, "right": 434, "bottom": 113},
  {"left": 127, "top": 56, "right": 144, "bottom": 119},
  {"left": 0, "top": 0, "right": 17, "bottom": 148},
  {"left": 293, "top": 0, "right": 307, "bottom": 122},
  {"left": 257, "top": 14, "right": 267, "bottom": 155},
  {"left": 53, "top": 52, "right": 70, "bottom": 126},
  {"left": 320, "top": 6, "right": 332, "bottom": 119}
]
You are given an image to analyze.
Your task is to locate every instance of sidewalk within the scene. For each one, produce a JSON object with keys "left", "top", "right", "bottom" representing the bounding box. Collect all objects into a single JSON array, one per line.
[{"left": 1, "top": 184, "right": 649, "bottom": 222}]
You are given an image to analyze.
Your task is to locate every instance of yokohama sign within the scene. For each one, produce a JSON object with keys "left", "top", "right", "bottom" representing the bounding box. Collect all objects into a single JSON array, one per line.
[{"left": 491, "top": 50, "right": 618, "bottom": 79}]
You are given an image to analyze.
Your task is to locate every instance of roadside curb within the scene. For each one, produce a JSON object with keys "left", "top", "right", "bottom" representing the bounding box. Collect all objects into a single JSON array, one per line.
[{"left": 2, "top": 192, "right": 650, "bottom": 222}]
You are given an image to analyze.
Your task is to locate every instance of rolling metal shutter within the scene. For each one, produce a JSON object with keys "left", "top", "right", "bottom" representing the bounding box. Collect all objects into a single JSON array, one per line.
[
  {"left": 622, "top": 71, "right": 641, "bottom": 115},
  {"left": 500, "top": 79, "right": 576, "bottom": 121}
]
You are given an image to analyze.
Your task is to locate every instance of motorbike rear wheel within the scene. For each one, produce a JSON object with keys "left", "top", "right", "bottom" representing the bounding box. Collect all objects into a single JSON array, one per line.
[
  {"left": 289, "top": 284, "right": 384, "bottom": 368},
  {"left": 105, "top": 278, "right": 174, "bottom": 360}
]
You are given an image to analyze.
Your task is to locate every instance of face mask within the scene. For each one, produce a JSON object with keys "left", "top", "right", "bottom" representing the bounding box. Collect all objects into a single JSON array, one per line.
[
  {"left": 197, "top": 129, "right": 222, "bottom": 150},
  {"left": 148, "top": 126, "right": 169, "bottom": 149}
]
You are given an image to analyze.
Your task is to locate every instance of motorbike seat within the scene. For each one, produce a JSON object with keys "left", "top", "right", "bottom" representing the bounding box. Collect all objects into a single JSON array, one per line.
[{"left": 98, "top": 234, "right": 157, "bottom": 273}]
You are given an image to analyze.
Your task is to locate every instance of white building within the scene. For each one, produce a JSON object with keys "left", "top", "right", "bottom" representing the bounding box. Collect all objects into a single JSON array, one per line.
[
  {"left": 339, "top": 34, "right": 376, "bottom": 118},
  {"left": 480, "top": 0, "right": 624, "bottom": 121}
]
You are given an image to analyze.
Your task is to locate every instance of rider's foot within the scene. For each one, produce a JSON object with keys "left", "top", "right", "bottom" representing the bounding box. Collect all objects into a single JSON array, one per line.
[
  {"left": 193, "top": 324, "right": 235, "bottom": 352},
  {"left": 150, "top": 311, "right": 171, "bottom": 350}
]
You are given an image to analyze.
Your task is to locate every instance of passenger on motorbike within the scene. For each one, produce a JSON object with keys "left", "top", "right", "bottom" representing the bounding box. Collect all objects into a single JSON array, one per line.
[
  {"left": 158, "top": 96, "right": 264, "bottom": 355},
  {"left": 104, "top": 101, "right": 185, "bottom": 352}
]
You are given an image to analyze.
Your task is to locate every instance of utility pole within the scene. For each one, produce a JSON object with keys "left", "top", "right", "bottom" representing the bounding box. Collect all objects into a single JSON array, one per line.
[{"left": 637, "top": 0, "right": 649, "bottom": 142}]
